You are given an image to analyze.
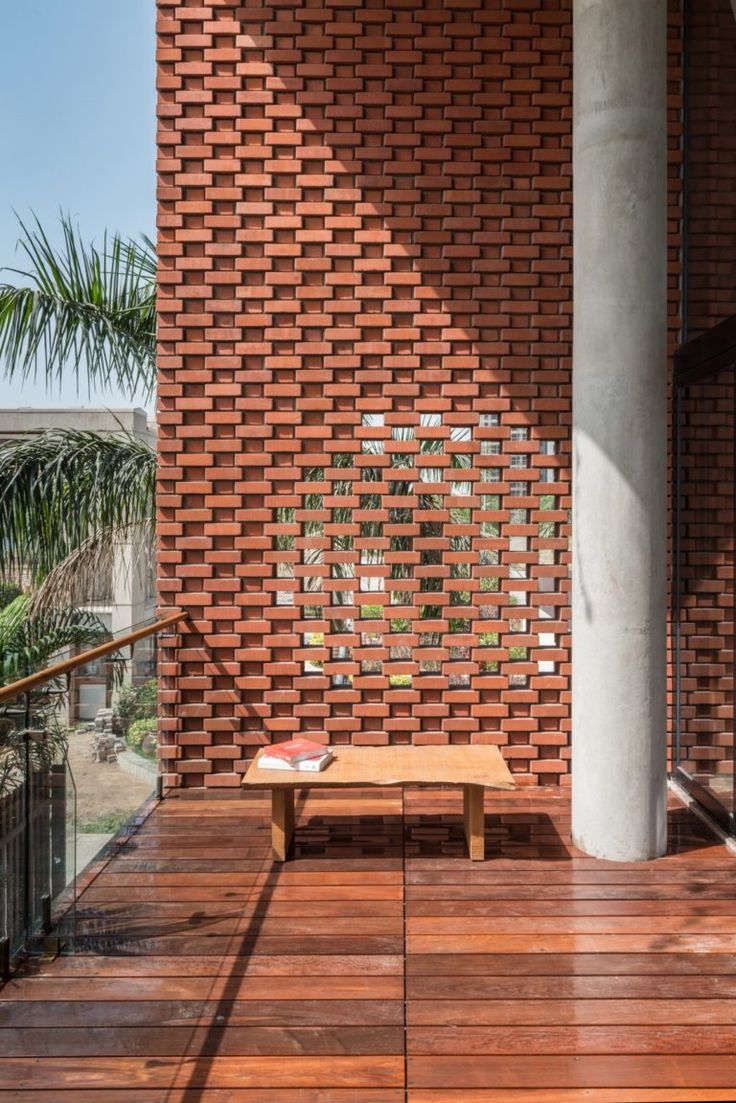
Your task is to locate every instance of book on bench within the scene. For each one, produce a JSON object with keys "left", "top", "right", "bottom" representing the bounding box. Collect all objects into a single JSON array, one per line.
[{"left": 259, "top": 738, "right": 334, "bottom": 773}]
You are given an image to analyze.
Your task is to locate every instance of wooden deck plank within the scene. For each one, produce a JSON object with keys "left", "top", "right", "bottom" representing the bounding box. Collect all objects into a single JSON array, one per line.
[
  {"left": 81, "top": 884, "right": 404, "bottom": 902},
  {"left": 0, "top": 975, "right": 404, "bottom": 1002},
  {"left": 0, "top": 1094, "right": 406, "bottom": 1103},
  {"left": 74, "top": 915, "right": 404, "bottom": 936},
  {"left": 71, "top": 934, "right": 404, "bottom": 955},
  {"left": 0, "top": 1055, "right": 405, "bottom": 1089},
  {"left": 0, "top": 998, "right": 405, "bottom": 1027},
  {"left": 407, "top": 1055, "right": 736, "bottom": 1089},
  {"left": 89, "top": 870, "right": 403, "bottom": 886},
  {"left": 408, "top": 974, "right": 736, "bottom": 999},
  {"left": 408, "top": 1094, "right": 736, "bottom": 1102},
  {"left": 407, "top": 1024, "right": 736, "bottom": 1055},
  {"left": 0, "top": 1093, "right": 404, "bottom": 1103},
  {"left": 3, "top": 788, "right": 736, "bottom": 1101},
  {"left": 4, "top": 951, "right": 403, "bottom": 979},
  {"left": 406, "top": 996, "right": 736, "bottom": 1025},
  {"left": 407, "top": 913, "right": 736, "bottom": 932},
  {"left": 75, "top": 899, "right": 405, "bottom": 918},
  {"left": 0, "top": 1025, "right": 404, "bottom": 1057},
  {"left": 406, "top": 951, "right": 736, "bottom": 975},
  {"left": 407, "top": 933, "right": 736, "bottom": 953},
  {"left": 406, "top": 896, "right": 736, "bottom": 914}
]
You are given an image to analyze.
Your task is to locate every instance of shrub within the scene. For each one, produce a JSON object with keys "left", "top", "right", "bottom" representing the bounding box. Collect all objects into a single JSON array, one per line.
[
  {"left": 133, "top": 678, "right": 157, "bottom": 718},
  {"left": 113, "top": 684, "right": 139, "bottom": 728},
  {"left": 114, "top": 678, "right": 157, "bottom": 732},
  {"left": 126, "top": 717, "right": 158, "bottom": 758}
]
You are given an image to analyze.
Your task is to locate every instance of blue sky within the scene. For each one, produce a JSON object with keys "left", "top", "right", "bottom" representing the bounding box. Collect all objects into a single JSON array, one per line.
[{"left": 0, "top": 0, "right": 155, "bottom": 411}]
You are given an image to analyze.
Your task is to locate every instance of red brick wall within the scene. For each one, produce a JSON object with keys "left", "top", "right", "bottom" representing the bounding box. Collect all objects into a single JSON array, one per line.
[
  {"left": 675, "top": 368, "right": 734, "bottom": 796},
  {"left": 156, "top": 0, "right": 683, "bottom": 789},
  {"left": 685, "top": 0, "right": 736, "bottom": 337},
  {"left": 670, "top": 0, "right": 736, "bottom": 797}
]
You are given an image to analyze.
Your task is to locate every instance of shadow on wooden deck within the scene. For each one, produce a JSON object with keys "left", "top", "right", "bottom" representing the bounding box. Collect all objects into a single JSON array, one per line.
[{"left": 1, "top": 787, "right": 736, "bottom": 1101}]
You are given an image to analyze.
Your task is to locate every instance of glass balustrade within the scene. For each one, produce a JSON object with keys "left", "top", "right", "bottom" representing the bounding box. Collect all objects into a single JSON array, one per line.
[{"left": 0, "top": 610, "right": 183, "bottom": 969}]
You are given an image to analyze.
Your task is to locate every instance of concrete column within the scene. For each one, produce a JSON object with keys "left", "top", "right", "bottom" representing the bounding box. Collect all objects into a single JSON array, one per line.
[{"left": 572, "top": 0, "right": 668, "bottom": 861}]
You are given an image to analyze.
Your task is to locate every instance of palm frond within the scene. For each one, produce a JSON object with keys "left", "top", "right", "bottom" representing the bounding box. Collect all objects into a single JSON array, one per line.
[
  {"left": 32, "top": 520, "right": 154, "bottom": 611},
  {"left": 0, "top": 428, "right": 156, "bottom": 585},
  {"left": 0, "top": 596, "right": 114, "bottom": 686},
  {"left": 0, "top": 213, "right": 156, "bottom": 400},
  {"left": 0, "top": 594, "right": 32, "bottom": 654}
]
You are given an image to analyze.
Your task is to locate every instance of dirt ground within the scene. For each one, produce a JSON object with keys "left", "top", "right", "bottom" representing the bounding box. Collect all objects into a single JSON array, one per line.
[{"left": 66, "top": 728, "right": 152, "bottom": 831}]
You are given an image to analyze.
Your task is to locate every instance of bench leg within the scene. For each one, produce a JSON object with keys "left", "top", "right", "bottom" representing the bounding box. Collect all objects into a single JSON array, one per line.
[
  {"left": 463, "top": 785, "right": 485, "bottom": 861},
  {"left": 271, "top": 789, "right": 295, "bottom": 862}
]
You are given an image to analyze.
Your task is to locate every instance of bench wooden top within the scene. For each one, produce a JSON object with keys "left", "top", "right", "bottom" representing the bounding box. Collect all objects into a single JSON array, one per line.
[{"left": 242, "top": 744, "right": 515, "bottom": 791}]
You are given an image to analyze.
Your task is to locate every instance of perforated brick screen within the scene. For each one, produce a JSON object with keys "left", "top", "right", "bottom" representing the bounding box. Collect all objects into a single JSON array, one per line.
[{"left": 156, "top": 0, "right": 683, "bottom": 789}]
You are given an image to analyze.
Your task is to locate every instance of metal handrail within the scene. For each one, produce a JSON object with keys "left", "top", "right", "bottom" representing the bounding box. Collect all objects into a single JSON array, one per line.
[{"left": 0, "top": 609, "right": 186, "bottom": 705}]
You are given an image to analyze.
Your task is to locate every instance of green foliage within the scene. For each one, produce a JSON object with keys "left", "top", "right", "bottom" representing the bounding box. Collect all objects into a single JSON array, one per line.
[
  {"left": 0, "top": 583, "right": 21, "bottom": 610},
  {"left": 114, "top": 678, "right": 157, "bottom": 730},
  {"left": 133, "top": 678, "right": 157, "bottom": 718},
  {"left": 0, "top": 213, "right": 156, "bottom": 401},
  {"left": 126, "top": 716, "right": 157, "bottom": 758},
  {"left": 113, "top": 684, "right": 139, "bottom": 727},
  {"left": 0, "top": 429, "right": 155, "bottom": 590},
  {"left": 0, "top": 214, "right": 156, "bottom": 609},
  {"left": 362, "top": 605, "right": 384, "bottom": 619},
  {"left": 79, "top": 810, "right": 130, "bottom": 835},
  {"left": 0, "top": 594, "right": 113, "bottom": 687}
]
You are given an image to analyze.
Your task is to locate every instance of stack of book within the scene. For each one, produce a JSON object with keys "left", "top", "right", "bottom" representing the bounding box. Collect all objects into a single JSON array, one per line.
[{"left": 258, "top": 738, "right": 334, "bottom": 773}]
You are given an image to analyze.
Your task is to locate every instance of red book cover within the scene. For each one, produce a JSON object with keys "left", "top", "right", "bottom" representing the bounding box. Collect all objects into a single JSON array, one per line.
[{"left": 264, "top": 738, "right": 327, "bottom": 765}]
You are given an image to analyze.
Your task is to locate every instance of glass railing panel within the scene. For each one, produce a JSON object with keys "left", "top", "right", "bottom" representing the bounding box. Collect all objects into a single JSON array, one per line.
[
  {"left": 68, "top": 647, "right": 157, "bottom": 880},
  {"left": 0, "top": 687, "right": 73, "bottom": 958},
  {"left": 0, "top": 609, "right": 183, "bottom": 964}
]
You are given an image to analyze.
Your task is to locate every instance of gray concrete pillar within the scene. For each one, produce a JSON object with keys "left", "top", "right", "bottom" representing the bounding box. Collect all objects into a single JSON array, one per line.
[{"left": 571, "top": 0, "right": 668, "bottom": 861}]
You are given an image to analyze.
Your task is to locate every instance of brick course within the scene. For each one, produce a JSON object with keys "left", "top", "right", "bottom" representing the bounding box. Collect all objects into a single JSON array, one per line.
[{"left": 156, "top": 0, "right": 684, "bottom": 789}]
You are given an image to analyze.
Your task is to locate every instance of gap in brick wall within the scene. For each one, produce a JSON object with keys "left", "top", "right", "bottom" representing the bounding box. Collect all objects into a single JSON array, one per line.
[{"left": 267, "top": 406, "right": 564, "bottom": 735}]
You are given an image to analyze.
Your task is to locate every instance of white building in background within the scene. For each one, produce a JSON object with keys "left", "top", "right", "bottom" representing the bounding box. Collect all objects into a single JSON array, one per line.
[{"left": 0, "top": 407, "right": 156, "bottom": 720}]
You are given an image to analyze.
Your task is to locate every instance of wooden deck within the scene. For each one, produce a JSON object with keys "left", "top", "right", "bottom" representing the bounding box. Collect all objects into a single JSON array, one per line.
[{"left": 2, "top": 787, "right": 736, "bottom": 1101}]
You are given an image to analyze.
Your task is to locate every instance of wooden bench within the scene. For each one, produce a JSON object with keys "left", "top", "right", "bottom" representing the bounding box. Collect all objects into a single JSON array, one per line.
[{"left": 242, "top": 744, "right": 515, "bottom": 862}]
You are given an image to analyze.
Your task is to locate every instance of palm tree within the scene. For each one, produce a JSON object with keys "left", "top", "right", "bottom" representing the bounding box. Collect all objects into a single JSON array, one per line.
[
  {"left": 0, "top": 593, "right": 114, "bottom": 687},
  {"left": 0, "top": 214, "right": 157, "bottom": 605},
  {"left": 0, "top": 213, "right": 155, "bottom": 399},
  {"left": 0, "top": 427, "right": 156, "bottom": 606}
]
